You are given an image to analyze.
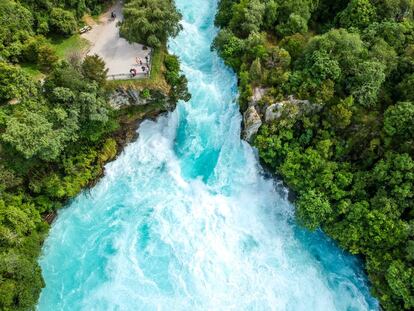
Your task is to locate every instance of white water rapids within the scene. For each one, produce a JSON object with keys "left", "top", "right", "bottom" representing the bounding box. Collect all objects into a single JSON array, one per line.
[{"left": 38, "top": 0, "right": 378, "bottom": 310}]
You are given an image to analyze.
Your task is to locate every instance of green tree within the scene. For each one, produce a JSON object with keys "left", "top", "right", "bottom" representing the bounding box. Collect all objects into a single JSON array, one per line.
[
  {"left": 49, "top": 8, "right": 77, "bottom": 35},
  {"left": 120, "top": 0, "right": 182, "bottom": 48},
  {"left": 0, "top": 0, "right": 33, "bottom": 62},
  {"left": 296, "top": 189, "right": 332, "bottom": 230},
  {"left": 215, "top": 0, "right": 239, "bottom": 27},
  {"left": 374, "top": 0, "right": 414, "bottom": 20},
  {"left": 277, "top": 13, "right": 308, "bottom": 36},
  {"left": 397, "top": 73, "right": 414, "bottom": 102},
  {"left": 384, "top": 102, "right": 414, "bottom": 137},
  {"left": 349, "top": 60, "right": 385, "bottom": 107},
  {"left": 164, "top": 54, "right": 191, "bottom": 102},
  {"left": 0, "top": 62, "right": 37, "bottom": 104},
  {"left": 229, "top": 0, "right": 265, "bottom": 37},
  {"left": 279, "top": 33, "right": 307, "bottom": 61},
  {"left": 81, "top": 54, "right": 108, "bottom": 86},
  {"left": 386, "top": 260, "right": 414, "bottom": 309},
  {"left": 327, "top": 96, "right": 354, "bottom": 129},
  {"left": 212, "top": 29, "right": 244, "bottom": 69},
  {"left": 249, "top": 58, "right": 262, "bottom": 81},
  {"left": 339, "top": 0, "right": 377, "bottom": 30},
  {"left": 2, "top": 105, "right": 65, "bottom": 160}
]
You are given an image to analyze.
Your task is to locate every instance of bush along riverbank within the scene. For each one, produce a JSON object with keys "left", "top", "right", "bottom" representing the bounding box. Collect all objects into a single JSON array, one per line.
[
  {"left": 213, "top": 0, "right": 414, "bottom": 309},
  {"left": 0, "top": 0, "right": 190, "bottom": 310},
  {"left": 0, "top": 54, "right": 189, "bottom": 311}
]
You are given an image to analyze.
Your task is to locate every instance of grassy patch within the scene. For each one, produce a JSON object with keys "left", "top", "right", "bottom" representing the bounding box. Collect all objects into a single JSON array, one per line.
[
  {"left": 107, "top": 46, "right": 170, "bottom": 94},
  {"left": 19, "top": 63, "right": 45, "bottom": 81},
  {"left": 50, "top": 34, "right": 90, "bottom": 59}
]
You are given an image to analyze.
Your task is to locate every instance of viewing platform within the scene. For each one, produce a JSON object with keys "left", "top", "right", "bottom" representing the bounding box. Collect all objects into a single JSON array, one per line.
[{"left": 81, "top": 0, "right": 151, "bottom": 80}]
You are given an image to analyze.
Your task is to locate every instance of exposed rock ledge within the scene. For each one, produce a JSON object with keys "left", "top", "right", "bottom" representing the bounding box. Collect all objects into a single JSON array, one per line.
[
  {"left": 109, "top": 87, "right": 173, "bottom": 110},
  {"left": 243, "top": 106, "right": 262, "bottom": 142},
  {"left": 265, "top": 95, "right": 320, "bottom": 122},
  {"left": 242, "top": 89, "right": 321, "bottom": 143}
]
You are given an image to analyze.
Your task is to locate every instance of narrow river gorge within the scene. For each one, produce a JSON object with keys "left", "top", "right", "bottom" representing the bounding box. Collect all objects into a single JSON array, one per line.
[{"left": 38, "top": 0, "right": 379, "bottom": 310}]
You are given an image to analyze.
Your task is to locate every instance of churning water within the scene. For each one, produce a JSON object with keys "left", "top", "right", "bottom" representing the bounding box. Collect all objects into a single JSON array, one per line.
[{"left": 38, "top": 0, "right": 379, "bottom": 310}]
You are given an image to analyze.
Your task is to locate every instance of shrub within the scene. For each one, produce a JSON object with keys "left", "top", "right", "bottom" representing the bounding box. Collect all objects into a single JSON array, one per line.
[{"left": 50, "top": 8, "right": 77, "bottom": 35}]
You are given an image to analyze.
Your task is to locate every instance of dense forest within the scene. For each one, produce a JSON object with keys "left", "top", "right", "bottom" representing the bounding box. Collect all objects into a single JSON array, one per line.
[
  {"left": 213, "top": 0, "right": 414, "bottom": 309},
  {"left": 0, "top": 0, "right": 188, "bottom": 310}
]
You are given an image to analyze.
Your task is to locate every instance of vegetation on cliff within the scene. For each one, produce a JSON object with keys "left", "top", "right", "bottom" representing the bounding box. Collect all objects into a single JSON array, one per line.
[
  {"left": 0, "top": 0, "right": 188, "bottom": 310},
  {"left": 214, "top": 0, "right": 414, "bottom": 309}
]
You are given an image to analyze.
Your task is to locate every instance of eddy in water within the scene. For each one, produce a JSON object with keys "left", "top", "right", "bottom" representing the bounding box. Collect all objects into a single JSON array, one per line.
[{"left": 38, "top": 0, "right": 378, "bottom": 310}]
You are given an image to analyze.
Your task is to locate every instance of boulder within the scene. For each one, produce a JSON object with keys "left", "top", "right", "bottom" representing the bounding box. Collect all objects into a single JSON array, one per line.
[
  {"left": 243, "top": 106, "right": 262, "bottom": 142},
  {"left": 265, "top": 102, "right": 284, "bottom": 122},
  {"left": 251, "top": 87, "right": 267, "bottom": 104},
  {"left": 264, "top": 96, "right": 317, "bottom": 122}
]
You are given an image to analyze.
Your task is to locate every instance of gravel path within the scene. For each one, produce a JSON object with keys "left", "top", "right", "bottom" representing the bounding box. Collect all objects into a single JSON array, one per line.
[{"left": 82, "top": 1, "right": 151, "bottom": 79}]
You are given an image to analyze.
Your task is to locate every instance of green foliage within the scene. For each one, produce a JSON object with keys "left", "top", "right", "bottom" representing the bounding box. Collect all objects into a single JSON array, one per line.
[
  {"left": 279, "top": 33, "right": 307, "bottom": 61},
  {"left": 384, "top": 102, "right": 414, "bottom": 138},
  {"left": 387, "top": 260, "right": 414, "bottom": 309},
  {"left": 140, "top": 88, "right": 150, "bottom": 99},
  {"left": 349, "top": 60, "right": 385, "bottom": 107},
  {"left": 81, "top": 54, "right": 108, "bottom": 86},
  {"left": 0, "top": 47, "right": 116, "bottom": 311},
  {"left": 296, "top": 189, "right": 332, "bottom": 230},
  {"left": 215, "top": 0, "right": 414, "bottom": 308},
  {"left": 0, "top": 62, "right": 38, "bottom": 104},
  {"left": 49, "top": 8, "right": 77, "bottom": 35},
  {"left": 164, "top": 54, "right": 191, "bottom": 102},
  {"left": 0, "top": 0, "right": 33, "bottom": 62},
  {"left": 215, "top": 0, "right": 238, "bottom": 27},
  {"left": 229, "top": 0, "right": 265, "bottom": 38},
  {"left": 120, "top": 0, "right": 182, "bottom": 48},
  {"left": 2, "top": 104, "right": 67, "bottom": 160},
  {"left": 374, "top": 0, "right": 414, "bottom": 20},
  {"left": 249, "top": 58, "right": 262, "bottom": 81},
  {"left": 338, "top": 0, "right": 377, "bottom": 30},
  {"left": 277, "top": 13, "right": 308, "bottom": 36},
  {"left": 213, "top": 29, "right": 244, "bottom": 69},
  {"left": 0, "top": 194, "right": 47, "bottom": 311}
]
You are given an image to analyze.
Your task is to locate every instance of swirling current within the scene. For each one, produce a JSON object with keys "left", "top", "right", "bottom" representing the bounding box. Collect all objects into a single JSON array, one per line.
[{"left": 38, "top": 0, "right": 379, "bottom": 310}]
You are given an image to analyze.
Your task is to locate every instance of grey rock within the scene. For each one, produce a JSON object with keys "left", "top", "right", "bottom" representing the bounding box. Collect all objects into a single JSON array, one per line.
[
  {"left": 265, "top": 102, "right": 284, "bottom": 122},
  {"left": 250, "top": 87, "right": 267, "bottom": 106},
  {"left": 243, "top": 106, "right": 262, "bottom": 142},
  {"left": 109, "top": 88, "right": 147, "bottom": 109},
  {"left": 264, "top": 96, "right": 317, "bottom": 122}
]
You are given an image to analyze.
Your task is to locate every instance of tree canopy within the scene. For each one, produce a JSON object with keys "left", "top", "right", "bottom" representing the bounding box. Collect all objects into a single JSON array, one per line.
[
  {"left": 120, "top": 0, "right": 182, "bottom": 48},
  {"left": 0, "top": 1, "right": 188, "bottom": 309},
  {"left": 214, "top": 0, "right": 414, "bottom": 309}
]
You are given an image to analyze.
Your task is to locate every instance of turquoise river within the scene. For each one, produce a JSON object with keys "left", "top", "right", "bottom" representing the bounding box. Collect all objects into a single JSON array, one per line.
[{"left": 38, "top": 0, "right": 379, "bottom": 310}]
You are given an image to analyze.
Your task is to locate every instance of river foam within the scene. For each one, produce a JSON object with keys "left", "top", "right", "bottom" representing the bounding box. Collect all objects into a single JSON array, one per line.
[{"left": 38, "top": 0, "right": 379, "bottom": 310}]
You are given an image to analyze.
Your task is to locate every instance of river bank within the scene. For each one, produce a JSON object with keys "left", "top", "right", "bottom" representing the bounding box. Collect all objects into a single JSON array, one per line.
[
  {"left": 42, "top": 87, "right": 175, "bottom": 225},
  {"left": 213, "top": 0, "right": 414, "bottom": 309},
  {"left": 38, "top": 0, "right": 378, "bottom": 309},
  {"left": 0, "top": 0, "right": 191, "bottom": 309}
]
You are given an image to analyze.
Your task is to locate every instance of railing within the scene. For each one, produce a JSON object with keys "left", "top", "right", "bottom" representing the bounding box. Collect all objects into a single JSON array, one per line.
[
  {"left": 107, "top": 72, "right": 149, "bottom": 80},
  {"left": 107, "top": 49, "right": 153, "bottom": 81}
]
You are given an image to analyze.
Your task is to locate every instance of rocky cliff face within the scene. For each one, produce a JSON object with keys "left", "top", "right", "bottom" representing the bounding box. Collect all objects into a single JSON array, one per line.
[
  {"left": 109, "top": 87, "right": 173, "bottom": 110},
  {"left": 242, "top": 87, "right": 266, "bottom": 143},
  {"left": 243, "top": 106, "right": 262, "bottom": 142},
  {"left": 241, "top": 88, "right": 321, "bottom": 143}
]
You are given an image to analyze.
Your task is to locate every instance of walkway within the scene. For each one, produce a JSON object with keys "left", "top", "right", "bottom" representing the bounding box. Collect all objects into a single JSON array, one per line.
[{"left": 82, "top": 1, "right": 151, "bottom": 79}]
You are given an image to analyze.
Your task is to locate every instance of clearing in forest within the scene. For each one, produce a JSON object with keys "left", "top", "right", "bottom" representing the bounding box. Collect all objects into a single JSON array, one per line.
[{"left": 82, "top": 1, "right": 151, "bottom": 80}]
